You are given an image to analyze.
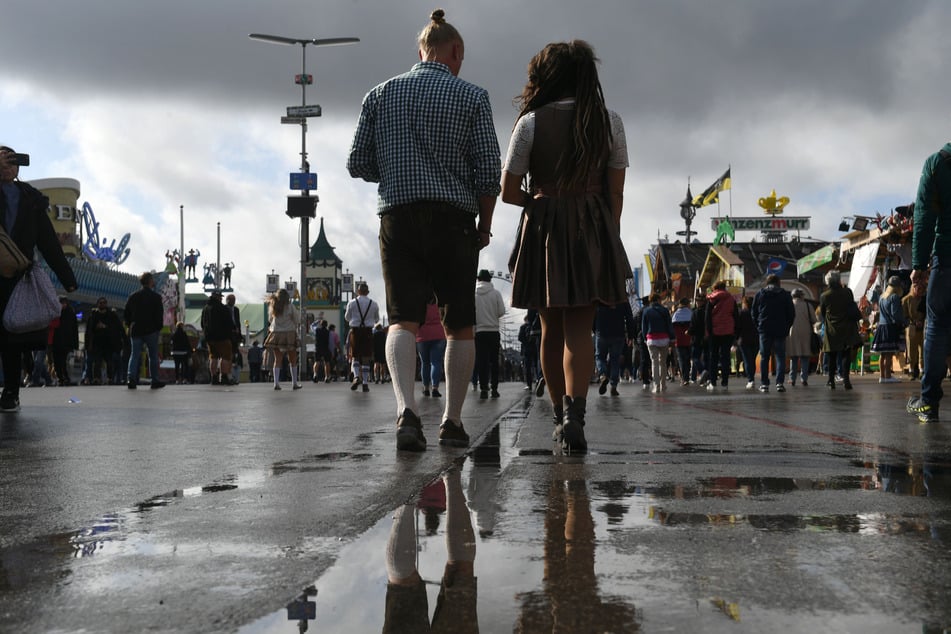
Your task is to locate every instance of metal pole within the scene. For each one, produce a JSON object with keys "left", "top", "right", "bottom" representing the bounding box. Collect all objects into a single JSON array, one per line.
[
  {"left": 298, "top": 42, "right": 309, "bottom": 378},
  {"left": 216, "top": 222, "right": 221, "bottom": 290},
  {"left": 179, "top": 205, "right": 185, "bottom": 322}
]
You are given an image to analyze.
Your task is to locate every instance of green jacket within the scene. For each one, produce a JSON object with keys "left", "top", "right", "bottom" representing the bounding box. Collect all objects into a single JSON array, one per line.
[{"left": 912, "top": 142, "right": 951, "bottom": 269}]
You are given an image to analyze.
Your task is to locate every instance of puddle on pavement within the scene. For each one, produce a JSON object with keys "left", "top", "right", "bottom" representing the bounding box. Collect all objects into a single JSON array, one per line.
[
  {"left": 237, "top": 425, "right": 951, "bottom": 633},
  {"left": 4, "top": 412, "right": 951, "bottom": 631}
]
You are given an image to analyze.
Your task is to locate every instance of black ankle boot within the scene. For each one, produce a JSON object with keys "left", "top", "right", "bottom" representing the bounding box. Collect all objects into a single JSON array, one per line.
[{"left": 561, "top": 395, "right": 588, "bottom": 454}]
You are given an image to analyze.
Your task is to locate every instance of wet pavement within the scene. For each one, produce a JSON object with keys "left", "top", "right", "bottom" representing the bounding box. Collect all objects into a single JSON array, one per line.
[{"left": 1, "top": 375, "right": 950, "bottom": 633}]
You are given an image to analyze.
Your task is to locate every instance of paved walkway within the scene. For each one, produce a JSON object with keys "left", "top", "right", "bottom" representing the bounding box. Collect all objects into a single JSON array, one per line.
[{"left": 1, "top": 375, "right": 949, "bottom": 632}]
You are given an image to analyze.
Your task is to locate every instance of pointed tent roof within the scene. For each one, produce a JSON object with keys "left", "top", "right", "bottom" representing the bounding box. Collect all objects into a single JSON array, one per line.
[{"left": 309, "top": 217, "right": 342, "bottom": 267}]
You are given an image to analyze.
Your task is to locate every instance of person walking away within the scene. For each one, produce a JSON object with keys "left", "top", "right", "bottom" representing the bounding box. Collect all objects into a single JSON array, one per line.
[
  {"left": 344, "top": 282, "right": 379, "bottom": 392},
  {"left": 171, "top": 322, "right": 192, "bottom": 384},
  {"left": 594, "top": 300, "right": 636, "bottom": 396},
  {"left": 246, "top": 340, "right": 263, "bottom": 383},
  {"left": 641, "top": 294, "right": 673, "bottom": 393},
  {"left": 705, "top": 280, "right": 739, "bottom": 391},
  {"left": 474, "top": 269, "right": 506, "bottom": 399},
  {"left": 85, "top": 297, "right": 122, "bottom": 385},
  {"left": 0, "top": 147, "right": 78, "bottom": 411},
  {"left": 872, "top": 275, "right": 906, "bottom": 384},
  {"left": 751, "top": 274, "right": 795, "bottom": 393},
  {"left": 124, "top": 271, "right": 166, "bottom": 389},
  {"left": 372, "top": 323, "right": 389, "bottom": 384},
  {"left": 502, "top": 40, "right": 631, "bottom": 453},
  {"left": 735, "top": 296, "right": 758, "bottom": 390},
  {"left": 201, "top": 290, "right": 235, "bottom": 386},
  {"left": 347, "top": 10, "right": 500, "bottom": 450},
  {"left": 517, "top": 313, "right": 536, "bottom": 391},
  {"left": 263, "top": 288, "right": 301, "bottom": 390},
  {"left": 908, "top": 141, "right": 951, "bottom": 422},
  {"left": 688, "top": 295, "right": 708, "bottom": 385},
  {"left": 787, "top": 288, "right": 817, "bottom": 386},
  {"left": 901, "top": 280, "right": 926, "bottom": 380},
  {"left": 312, "top": 320, "right": 332, "bottom": 383},
  {"left": 670, "top": 298, "right": 693, "bottom": 387},
  {"left": 417, "top": 298, "right": 447, "bottom": 398},
  {"left": 51, "top": 297, "right": 78, "bottom": 386},
  {"left": 819, "top": 270, "right": 860, "bottom": 391}
]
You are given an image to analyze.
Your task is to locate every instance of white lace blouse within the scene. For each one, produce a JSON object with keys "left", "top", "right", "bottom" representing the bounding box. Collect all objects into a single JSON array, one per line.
[{"left": 503, "top": 99, "right": 628, "bottom": 176}]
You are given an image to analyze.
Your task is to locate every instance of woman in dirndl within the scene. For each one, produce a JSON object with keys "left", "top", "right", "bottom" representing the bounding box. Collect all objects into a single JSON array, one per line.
[
  {"left": 871, "top": 275, "right": 906, "bottom": 384},
  {"left": 264, "top": 288, "right": 301, "bottom": 390},
  {"left": 501, "top": 40, "right": 631, "bottom": 453}
]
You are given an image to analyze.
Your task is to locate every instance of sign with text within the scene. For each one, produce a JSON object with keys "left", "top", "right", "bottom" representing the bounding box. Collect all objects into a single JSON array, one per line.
[
  {"left": 289, "top": 173, "right": 318, "bottom": 190},
  {"left": 286, "top": 105, "right": 322, "bottom": 118},
  {"left": 710, "top": 216, "right": 810, "bottom": 232}
]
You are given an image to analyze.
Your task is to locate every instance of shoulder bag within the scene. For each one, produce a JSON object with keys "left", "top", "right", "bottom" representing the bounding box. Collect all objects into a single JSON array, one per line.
[
  {"left": 3, "top": 263, "right": 61, "bottom": 334},
  {"left": 0, "top": 225, "right": 30, "bottom": 278}
]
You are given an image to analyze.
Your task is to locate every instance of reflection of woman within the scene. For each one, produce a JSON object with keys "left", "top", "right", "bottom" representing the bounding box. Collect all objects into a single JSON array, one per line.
[
  {"left": 502, "top": 40, "right": 631, "bottom": 453},
  {"left": 516, "top": 465, "right": 638, "bottom": 632},
  {"left": 264, "top": 288, "right": 301, "bottom": 390},
  {"left": 417, "top": 299, "right": 447, "bottom": 398},
  {"left": 383, "top": 467, "right": 477, "bottom": 634},
  {"left": 819, "top": 270, "right": 859, "bottom": 390},
  {"left": 0, "top": 146, "right": 77, "bottom": 413}
]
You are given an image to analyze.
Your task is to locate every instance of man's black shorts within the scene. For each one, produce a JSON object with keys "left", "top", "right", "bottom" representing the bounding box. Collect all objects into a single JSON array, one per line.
[{"left": 379, "top": 202, "right": 479, "bottom": 330}]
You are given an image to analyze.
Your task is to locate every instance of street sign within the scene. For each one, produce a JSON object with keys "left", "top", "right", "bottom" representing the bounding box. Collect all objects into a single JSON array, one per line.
[
  {"left": 286, "top": 105, "right": 322, "bottom": 118},
  {"left": 290, "top": 172, "right": 318, "bottom": 191},
  {"left": 294, "top": 74, "right": 313, "bottom": 86},
  {"left": 280, "top": 116, "right": 305, "bottom": 125}
]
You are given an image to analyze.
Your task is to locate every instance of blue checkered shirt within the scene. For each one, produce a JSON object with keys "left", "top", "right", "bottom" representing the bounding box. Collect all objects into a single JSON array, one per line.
[{"left": 347, "top": 61, "right": 501, "bottom": 216}]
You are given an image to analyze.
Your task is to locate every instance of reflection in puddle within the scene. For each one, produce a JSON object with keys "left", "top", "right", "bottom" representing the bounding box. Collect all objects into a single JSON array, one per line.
[{"left": 240, "top": 428, "right": 951, "bottom": 633}]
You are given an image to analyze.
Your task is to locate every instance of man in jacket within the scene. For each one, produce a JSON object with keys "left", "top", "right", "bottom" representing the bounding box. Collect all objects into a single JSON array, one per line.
[
  {"left": 751, "top": 274, "right": 796, "bottom": 393},
  {"left": 124, "top": 271, "right": 166, "bottom": 389},
  {"left": 474, "top": 270, "right": 506, "bottom": 399},
  {"left": 201, "top": 291, "right": 234, "bottom": 385},
  {"left": 594, "top": 301, "right": 636, "bottom": 396},
  {"left": 908, "top": 142, "right": 951, "bottom": 423},
  {"left": 85, "top": 297, "right": 123, "bottom": 385}
]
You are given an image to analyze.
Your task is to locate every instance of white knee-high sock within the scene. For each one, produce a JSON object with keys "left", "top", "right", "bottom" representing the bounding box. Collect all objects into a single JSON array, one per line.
[
  {"left": 290, "top": 365, "right": 299, "bottom": 385},
  {"left": 444, "top": 339, "right": 475, "bottom": 423},
  {"left": 351, "top": 359, "right": 360, "bottom": 380},
  {"left": 385, "top": 504, "right": 418, "bottom": 583},
  {"left": 385, "top": 328, "right": 418, "bottom": 416}
]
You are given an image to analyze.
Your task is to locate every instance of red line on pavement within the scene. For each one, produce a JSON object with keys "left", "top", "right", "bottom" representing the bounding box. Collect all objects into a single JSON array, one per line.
[{"left": 674, "top": 400, "right": 911, "bottom": 458}]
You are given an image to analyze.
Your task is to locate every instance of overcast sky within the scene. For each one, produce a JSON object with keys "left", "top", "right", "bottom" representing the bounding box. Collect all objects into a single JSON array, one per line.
[{"left": 2, "top": 0, "right": 949, "bottom": 321}]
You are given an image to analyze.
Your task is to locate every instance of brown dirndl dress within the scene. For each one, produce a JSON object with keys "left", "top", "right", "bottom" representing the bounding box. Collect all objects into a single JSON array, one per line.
[{"left": 508, "top": 105, "right": 632, "bottom": 309}]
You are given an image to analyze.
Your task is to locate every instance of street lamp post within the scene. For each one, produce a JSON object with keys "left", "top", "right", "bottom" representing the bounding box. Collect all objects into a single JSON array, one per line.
[{"left": 249, "top": 33, "right": 359, "bottom": 377}]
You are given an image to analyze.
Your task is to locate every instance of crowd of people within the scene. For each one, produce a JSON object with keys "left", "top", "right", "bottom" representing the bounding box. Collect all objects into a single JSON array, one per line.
[{"left": 2, "top": 10, "right": 948, "bottom": 444}]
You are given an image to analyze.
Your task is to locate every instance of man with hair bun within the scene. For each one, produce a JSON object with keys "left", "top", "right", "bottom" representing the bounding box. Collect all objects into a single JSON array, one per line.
[{"left": 348, "top": 9, "right": 501, "bottom": 451}]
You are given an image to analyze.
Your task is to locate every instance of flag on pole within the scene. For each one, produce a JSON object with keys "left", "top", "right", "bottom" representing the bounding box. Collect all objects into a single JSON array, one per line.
[{"left": 692, "top": 168, "right": 732, "bottom": 208}]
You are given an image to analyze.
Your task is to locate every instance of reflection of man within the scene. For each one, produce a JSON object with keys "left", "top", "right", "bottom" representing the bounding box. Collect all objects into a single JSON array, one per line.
[
  {"left": 383, "top": 467, "right": 477, "bottom": 634},
  {"left": 347, "top": 9, "right": 500, "bottom": 451}
]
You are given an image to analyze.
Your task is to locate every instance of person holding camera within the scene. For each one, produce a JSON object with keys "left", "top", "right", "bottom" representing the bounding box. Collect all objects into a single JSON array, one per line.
[{"left": 0, "top": 146, "right": 77, "bottom": 413}]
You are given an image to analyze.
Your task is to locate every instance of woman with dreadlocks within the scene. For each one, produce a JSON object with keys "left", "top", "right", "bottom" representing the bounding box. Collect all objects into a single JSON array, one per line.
[{"left": 502, "top": 40, "right": 631, "bottom": 454}]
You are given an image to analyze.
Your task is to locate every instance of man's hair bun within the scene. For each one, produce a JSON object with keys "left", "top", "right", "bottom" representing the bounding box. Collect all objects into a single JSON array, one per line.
[{"left": 431, "top": 8, "right": 445, "bottom": 22}]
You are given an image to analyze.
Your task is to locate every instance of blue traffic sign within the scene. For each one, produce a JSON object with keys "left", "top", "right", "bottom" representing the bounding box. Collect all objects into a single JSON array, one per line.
[{"left": 290, "top": 172, "right": 318, "bottom": 190}]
